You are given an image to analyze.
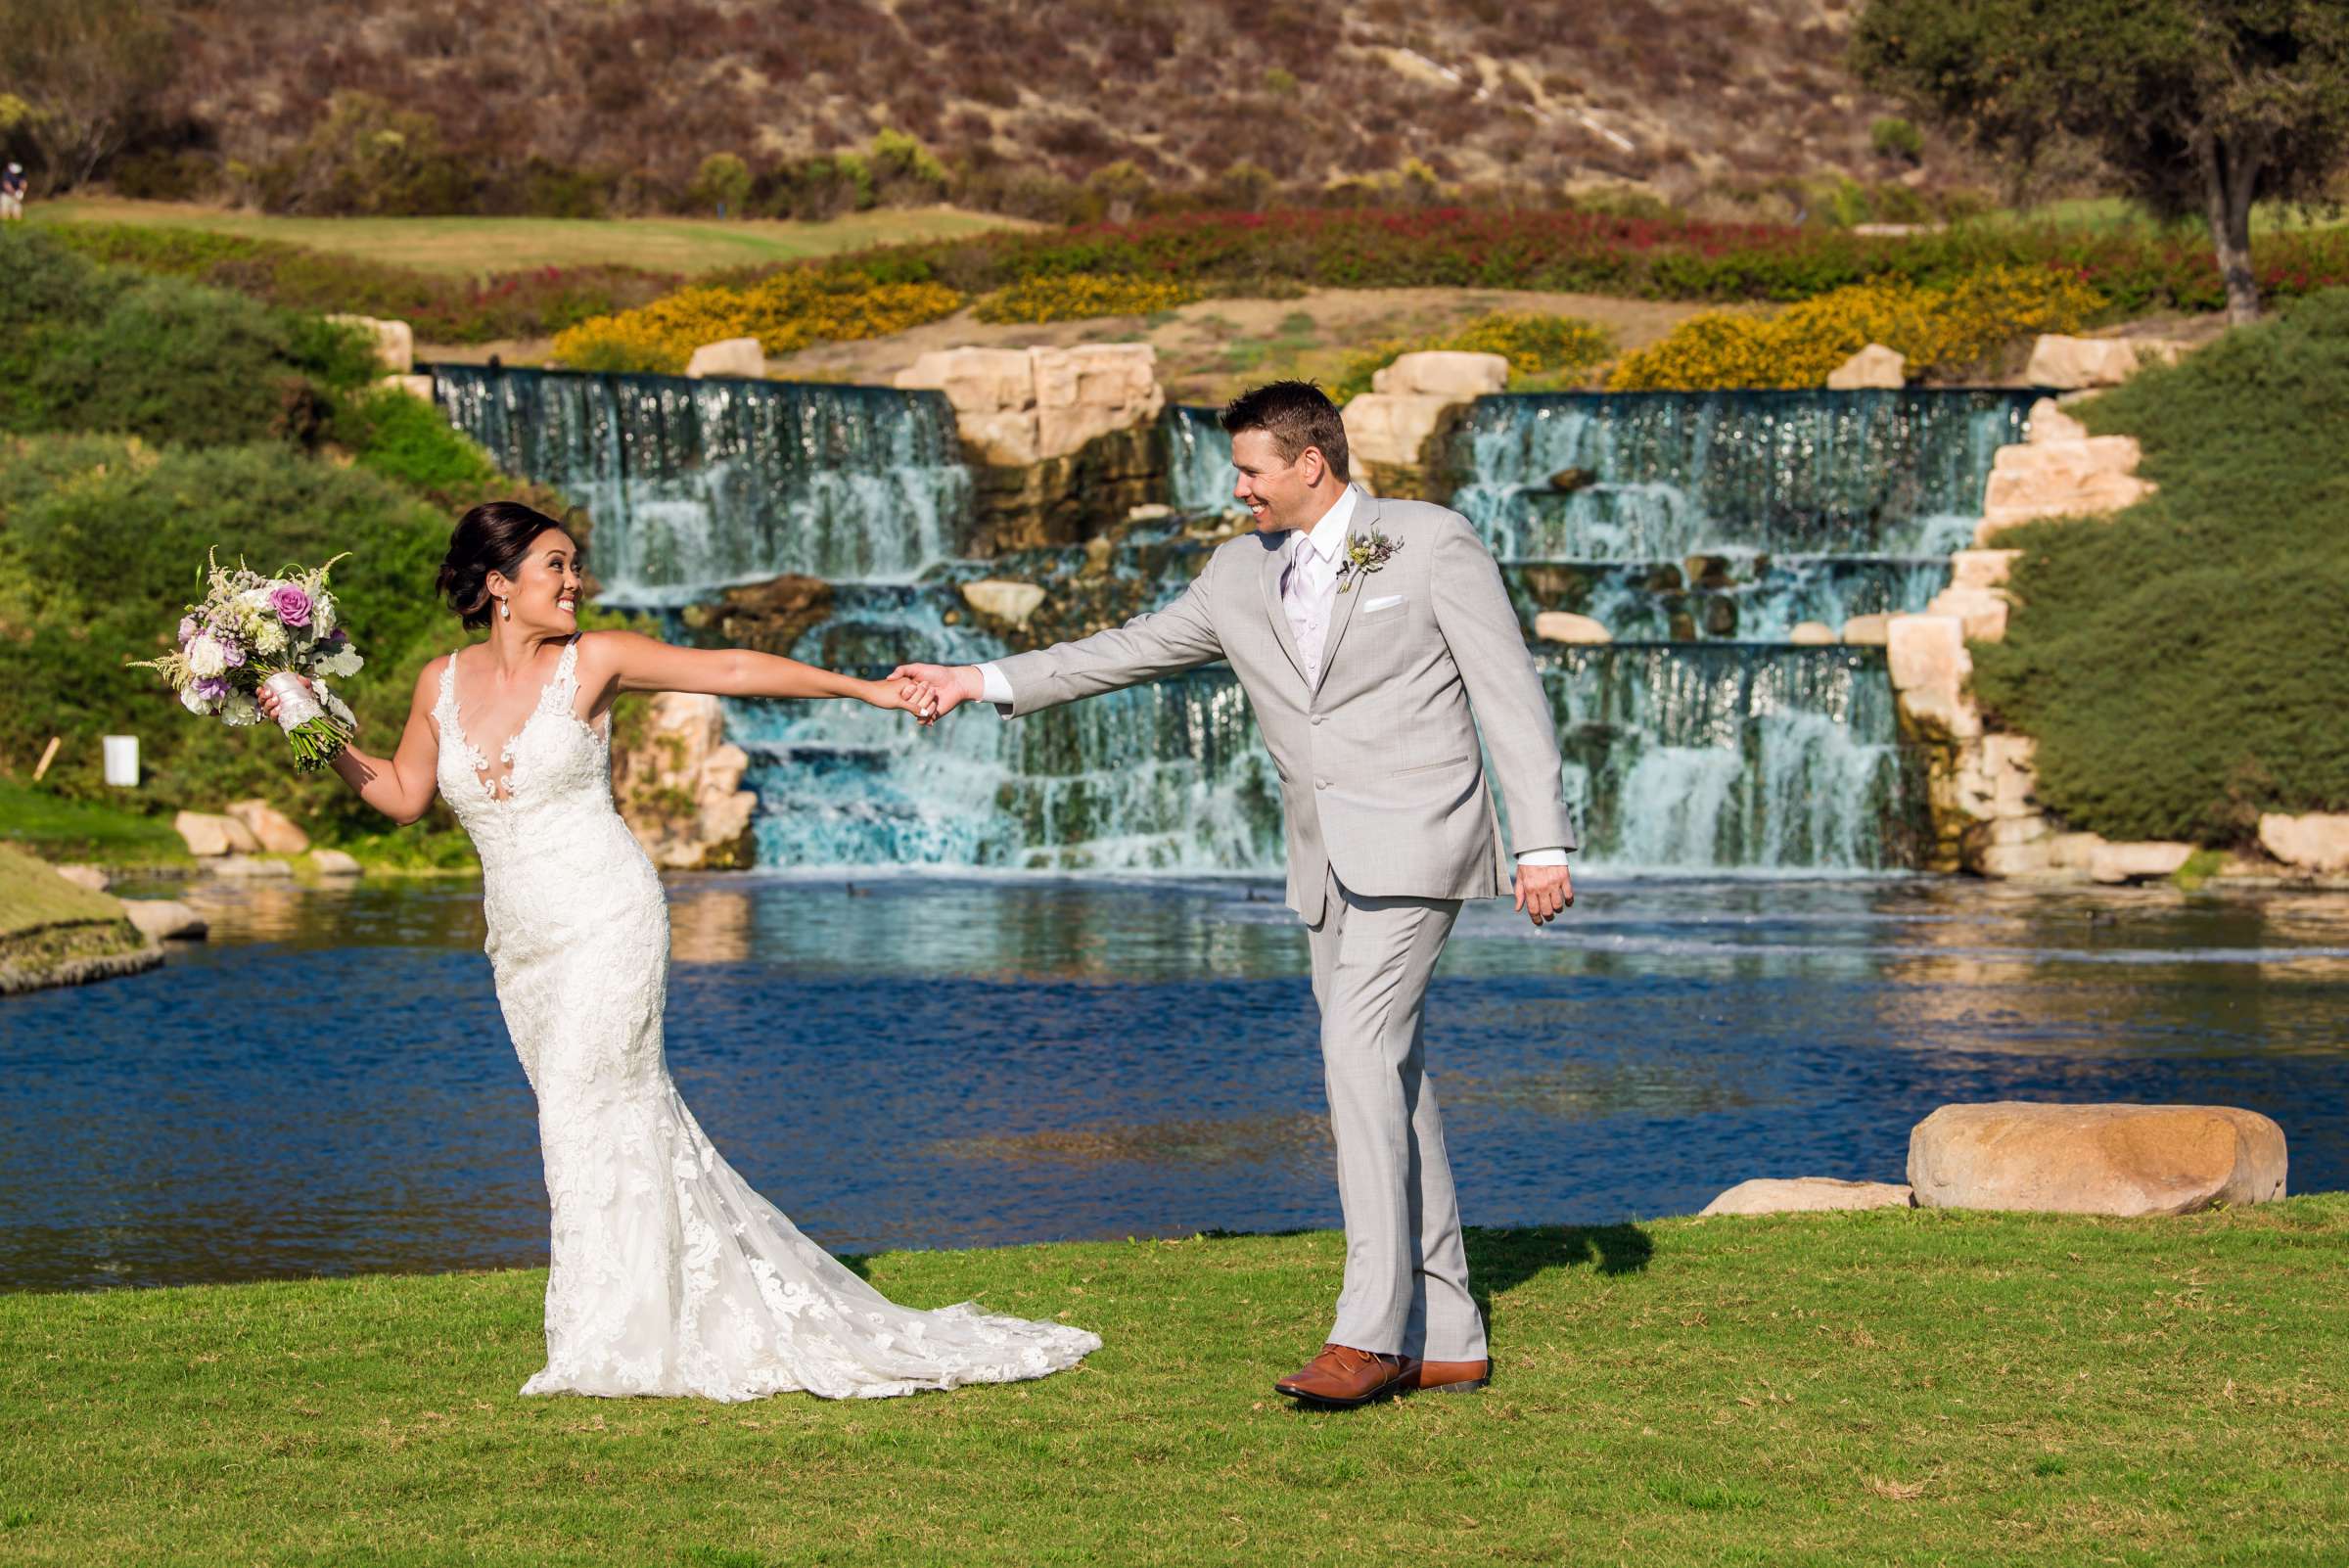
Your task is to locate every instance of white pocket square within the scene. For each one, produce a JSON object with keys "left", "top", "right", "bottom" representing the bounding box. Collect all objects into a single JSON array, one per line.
[{"left": 1360, "top": 594, "right": 1405, "bottom": 614}]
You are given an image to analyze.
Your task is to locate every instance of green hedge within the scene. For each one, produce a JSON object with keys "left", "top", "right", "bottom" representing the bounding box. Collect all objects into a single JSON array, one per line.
[
  {"left": 1972, "top": 292, "right": 2349, "bottom": 844},
  {"left": 0, "top": 437, "right": 458, "bottom": 836},
  {"left": 0, "top": 227, "right": 377, "bottom": 446}
]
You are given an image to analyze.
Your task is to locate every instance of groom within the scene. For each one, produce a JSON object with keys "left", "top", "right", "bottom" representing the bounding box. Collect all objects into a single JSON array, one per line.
[{"left": 898, "top": 381, "right": 1576, "bottom": 1407}]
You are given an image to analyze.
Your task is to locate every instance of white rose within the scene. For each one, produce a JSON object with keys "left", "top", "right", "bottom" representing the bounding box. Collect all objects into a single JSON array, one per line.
[
  {"left": 180, "top": 685, "right": 217, "bottom": 716},
  {"left": 253, "top": 621, "right": 288, "bottom": 656},
  {"left": 185, "top": 634, "right": 227, "bottom": 678},
  {"left": 221, "top": 693, "right": 260, "bottom": 727}
]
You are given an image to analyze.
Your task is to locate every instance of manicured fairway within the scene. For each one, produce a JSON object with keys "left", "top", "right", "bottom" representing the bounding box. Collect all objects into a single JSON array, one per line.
[
  {"left": 2, "top": 1200, "right": 2343, "bottom": 1564},
  {"left": 28, "top": 200, "right": 1028, "bottom": 275}
]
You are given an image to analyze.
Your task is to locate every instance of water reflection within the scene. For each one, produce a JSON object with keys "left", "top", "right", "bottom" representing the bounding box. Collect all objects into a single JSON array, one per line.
[{"left": 3, "top": 873, "right": 2344, "bottom": 1292}]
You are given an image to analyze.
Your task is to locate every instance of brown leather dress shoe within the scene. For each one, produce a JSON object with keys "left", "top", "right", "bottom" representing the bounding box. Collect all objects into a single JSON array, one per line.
[
  {"left": 1274, "top": 1343, "right": 1411, "bottom": 1407},
  {"left": 1403, "top": 1357, "right": 1491, "bottom": 1395}
]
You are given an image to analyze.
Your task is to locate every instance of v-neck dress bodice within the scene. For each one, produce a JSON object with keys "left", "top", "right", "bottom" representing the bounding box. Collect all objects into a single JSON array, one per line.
[{"left": 425, "top": 635, "right": 1098, "bottom": 1402}]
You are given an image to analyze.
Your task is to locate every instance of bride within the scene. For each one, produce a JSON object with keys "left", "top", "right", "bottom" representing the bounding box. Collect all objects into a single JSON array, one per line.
[{"left": 264, "top": 500, "right": 1099, "bottom": 1401}]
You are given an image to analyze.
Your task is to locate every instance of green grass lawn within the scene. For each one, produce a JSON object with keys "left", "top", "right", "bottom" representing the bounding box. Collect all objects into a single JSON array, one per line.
[
  {"left": 27, "top": 200, "right": 1030, "bottom": 277},
  {"left": 3, "top": 1201, "right": 2343, "bottom": 1565},
  {"left": 1986, "top": 196, "right": 2347, "bottom": 237},
  {"left": 0, "top": 778, "right": 190, "bottom": 868}
]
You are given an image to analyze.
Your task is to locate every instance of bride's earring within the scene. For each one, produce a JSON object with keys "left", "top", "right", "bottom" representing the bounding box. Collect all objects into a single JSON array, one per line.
[{"left": 498, "top": 597, "right": 511, "bottom": 621}]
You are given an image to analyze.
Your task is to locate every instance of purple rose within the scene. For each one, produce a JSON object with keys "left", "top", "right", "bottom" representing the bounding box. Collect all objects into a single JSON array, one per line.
[
  {"left": 270, "top": 584, "right": 312, "bottom": 627},
  {"left": 193, "top": 676, "right": 229, "bottom": 700},
  {"left": 177, "top": 616, "right": 198, "bottom": 645}
]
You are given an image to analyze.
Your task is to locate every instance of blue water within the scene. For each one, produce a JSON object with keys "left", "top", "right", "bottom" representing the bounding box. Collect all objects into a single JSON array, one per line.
[{"left": 4, "top": 874, "right": 2342, "bottom": 1293}]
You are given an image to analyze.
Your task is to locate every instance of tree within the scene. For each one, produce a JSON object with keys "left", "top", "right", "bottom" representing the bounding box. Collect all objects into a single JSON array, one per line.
[
  {"left": 1851, "top": 0, "right": 2349, "bottom": 322},
  {"left": 688, "top": 153, "right": 751, "bottom": 218},
  {"left": 0, "top": 0, "right": 175, "bottom": 190}
]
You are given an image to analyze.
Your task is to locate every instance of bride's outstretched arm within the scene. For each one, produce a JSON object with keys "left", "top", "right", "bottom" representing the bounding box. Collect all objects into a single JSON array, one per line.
[
  {"left": 262, "top": 660, "right": 445, "bottom": 824},
  {"left": 584, "top": 629, "right": 933, "bottom": 715}
]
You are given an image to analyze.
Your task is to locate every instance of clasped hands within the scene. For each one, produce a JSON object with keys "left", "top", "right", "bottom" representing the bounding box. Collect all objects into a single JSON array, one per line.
[{"left": 888, "top": 663, "right": 979, "bottom": 725}]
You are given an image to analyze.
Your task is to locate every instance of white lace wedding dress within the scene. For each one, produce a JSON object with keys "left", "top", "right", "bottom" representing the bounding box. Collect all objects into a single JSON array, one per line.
[{"left": 431, "top": 636, "right": 1099, "bottom": 1400}]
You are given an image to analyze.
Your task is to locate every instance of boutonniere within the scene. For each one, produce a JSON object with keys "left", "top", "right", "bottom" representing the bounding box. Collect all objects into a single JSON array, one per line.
[{"left": 1335, "top": 530, "right": 1401, "bottom": 593}]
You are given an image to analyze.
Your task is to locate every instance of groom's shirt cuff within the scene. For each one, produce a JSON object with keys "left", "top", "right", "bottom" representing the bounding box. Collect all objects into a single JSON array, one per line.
[
  {"left": 975, "top": 661, "right": 1014, "bottom": 711},
  {"left": 1516, "top": 848, "right": 1570, "bottom": 866}
]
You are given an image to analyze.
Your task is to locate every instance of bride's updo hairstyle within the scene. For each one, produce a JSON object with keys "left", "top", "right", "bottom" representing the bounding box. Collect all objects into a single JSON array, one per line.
[{"left": 438, "top": 501, "right": 565, "bottom": 628}]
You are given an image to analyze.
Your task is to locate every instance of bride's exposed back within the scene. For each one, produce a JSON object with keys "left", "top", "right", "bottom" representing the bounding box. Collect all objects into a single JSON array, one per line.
[{"left": 270, "top": 500, "right": 1098, "bottom": 1401}]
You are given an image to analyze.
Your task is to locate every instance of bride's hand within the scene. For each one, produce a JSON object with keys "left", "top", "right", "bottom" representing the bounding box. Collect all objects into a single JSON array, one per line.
[
  {"left": 869, "top": 675, "right": 942, "bottom": 725},
  {"left": 255, "top": 674, "right": 315, "bottom": 723}
]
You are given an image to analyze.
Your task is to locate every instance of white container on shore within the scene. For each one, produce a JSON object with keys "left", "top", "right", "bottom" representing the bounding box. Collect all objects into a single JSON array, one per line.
[{"left": 102, "top": 735, "right": 139, "bottom": 787}]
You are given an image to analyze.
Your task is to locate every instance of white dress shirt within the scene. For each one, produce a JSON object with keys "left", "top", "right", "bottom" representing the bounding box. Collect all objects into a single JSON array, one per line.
[{"left": 974, "top": 487, "right": 1567, "bottom": 866}]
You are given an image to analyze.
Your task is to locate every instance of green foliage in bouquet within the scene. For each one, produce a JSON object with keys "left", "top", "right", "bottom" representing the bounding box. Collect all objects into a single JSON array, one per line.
[{"left": 1972, "top": 289, "right": 2349, "bottom": 844}]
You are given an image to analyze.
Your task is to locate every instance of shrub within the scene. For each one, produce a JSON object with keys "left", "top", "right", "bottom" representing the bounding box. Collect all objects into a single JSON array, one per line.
[
  {"left": 687, "top": 153, "right": 753, "bottom": 216},
  {"left": 0, "top": 227, "right": 374, "bottom": 446},
  {"left": 41, "top": 221, "right": 680, "bottom": 344},
  {"left": 1970, "top": 290, "right": 2349, "bottom": 845},
  {"left": 0, "top": 436, "right": 457, "bottom": 837},
  {"left": 972, "top": 272, "right": 1197, "bottom": 323},
  {"left": 550, "top": 271, "right": 965, "bottom": 373},
  {"left": 1869, "top": 117, "right": 1924, "bottom": 163},
  {"left": 1331, "top": 310, "right": 1616, "bottom": 400},
  {"left": 1605, "top": 265, "right": 2103, "bottom": 389}
]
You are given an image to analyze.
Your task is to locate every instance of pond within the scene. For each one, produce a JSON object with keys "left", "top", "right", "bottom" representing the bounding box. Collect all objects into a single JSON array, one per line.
[{"left": 4, "top": 872, "right": 2345, "bottom": 1293}]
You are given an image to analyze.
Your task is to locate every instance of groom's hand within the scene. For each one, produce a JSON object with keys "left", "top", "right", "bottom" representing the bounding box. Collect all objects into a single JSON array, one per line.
[
  {"left": 1514, "top": 862, "right": 1573, "bottom": 928},
  {"left": 889, "top": 663, "right": 982, "bottom": 721}
]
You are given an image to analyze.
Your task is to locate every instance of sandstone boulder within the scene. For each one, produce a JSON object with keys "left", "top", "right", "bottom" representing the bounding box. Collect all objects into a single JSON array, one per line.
[
  {"left": 2048, "top": 831, "right": 2107, "bottom": 871},
  {"left": 2025, "top": 396, "right": 2088, "bottom": 445},
  {"left": 2256, "top": 811, "right": 2349, "bottom": 874},
  {"left": 2023, "top": 335, "right": 2186, "bottom": 391},
  {"left": 684, "top": 337, "right": 767, "bottom": 380},
  {"left": 1951, "top": 549, "right": 2018, "bottom": 590},
  {"left": 1789, "top": 621, "right": 1836, "bottom": 645},
  {"left": 1979, "top": 436, "right": 2153, "bottom": 536},
  {"left": 1126, "top": 502, "right": 1174, "bottom": 523},
  {"left": 1700, "top": 1177, "right": 1914, "bottom": 1217},
  {"left": 326, "top": 314, "right": 414, "bottom": 374},
  {"left": 174, "top": 810, "right": 258, "bottom": 858},
  {"left": 53, "top": 863, "right": 109, "bottom": 892},
  {"left": 377, "top": 374, "right": 435, "bottom": 402},
  {"left": 1979, "top": 840, "right": 2056, "bottom": 878},
  {"left": 207, "top": 853, "right": 293, "bottom": 879},
  {"left": 309, "top": 849, "right": 363, "bottom": 876},
  {"left": 612, "top": 690, "right": 760, "bottom": 871},
  {"left": 1839, "top": 613, "right": 1891, "bottom": 647},
  {"left": 896, "top": 347, "right": 1037, "bottom": 414},
  {"left": 1034, "top": 345, "right": 1165, "bottom": 460},
  {"left": 1548, "top": 466, "right": 1596, "bottom": 493},
  {"left": 960, "top": 578, "right": 1047, "bottom": 626},
  {"left": 1340, "top": 392, "right": 1454, "bottom": 475},
  {"left": 2089, "top": 840, "right": 2194, "bottom": 884},
  {"left": 1825, "top": 343, "right": 1906, "bottom": 390},
  {"left": 226, "top": 799, "right": 311, "bottom": 854},
  {"left": 1533, "top": 611, "right": 1612, "bottom": 645},
  {"left": 1370, "top": 349, "right": 1508, "bottom": 399},
  {"left": 121, "top": 899, "right": 207, "bottom": 941},
  {"left": 1885, "top": 615, "right": 1978, "bottom": 739},
  {"left": 1925, "top": 582, "right": 2009, "bottom": 643},
  {"left": 1909, "top": 1102, "right": 2286, "bottom": 1216}
]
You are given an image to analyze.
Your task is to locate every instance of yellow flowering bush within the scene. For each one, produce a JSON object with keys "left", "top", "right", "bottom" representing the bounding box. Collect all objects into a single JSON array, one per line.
[
  {"left": 1606, "top": 266, "right": 2104, "bottom": 391},
  {"left": 972, "top": 273, "right": 1199, "bottom": 324},
  {"left": 553, "top": 271, "right": 966, "bottom": 374},
  {"left": 1332, "top": 311, "right": 1615, "bottom": 400}
]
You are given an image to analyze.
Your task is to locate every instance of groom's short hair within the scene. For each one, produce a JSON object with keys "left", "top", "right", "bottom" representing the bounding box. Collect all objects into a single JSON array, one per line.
[{"left": 1221, "top": 381, "right": 1350, "bottom": 483}]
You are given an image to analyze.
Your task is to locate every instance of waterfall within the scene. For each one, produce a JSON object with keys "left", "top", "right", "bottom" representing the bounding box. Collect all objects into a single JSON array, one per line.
[
  {"left": 1543, "top": 645, "right": 1921, "bottom": 872},
  {"left": 1450, "top": 389, "right": 2035, "bottom": 560},
  {"left": 718, "top": 645, "right": 1918, "bottom": 877},
  {"left": 432, "top": 365, "right": 973, "bottom": 605},
  {"left": 1164, "top": 405, "right": 1235, "bottom": 514},
  {"left": 1503, "top": 555, "right": 1957, "bottom": 641}
]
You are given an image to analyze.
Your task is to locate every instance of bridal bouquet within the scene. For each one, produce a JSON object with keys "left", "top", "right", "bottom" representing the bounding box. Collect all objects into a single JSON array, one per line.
[{"left": 131, "top": 552, "right": 365, "bottom": 771}]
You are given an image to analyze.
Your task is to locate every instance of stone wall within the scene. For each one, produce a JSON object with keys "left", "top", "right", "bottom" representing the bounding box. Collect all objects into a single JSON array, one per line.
[
  {"left": 1885, "top": 346, "right": 2199, "bottom": 883},
  {"left": 897, "top": 346, "right": 1168, "bottom": 550},
  {"left": 612, "top": 691, "right": 759, "bottom": 870}
]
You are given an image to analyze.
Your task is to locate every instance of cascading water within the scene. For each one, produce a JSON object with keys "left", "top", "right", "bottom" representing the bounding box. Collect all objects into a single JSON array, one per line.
[
  {"left": 429, "top": 368, "right": 2015, "bottom": 877},
  {"left": 433, "top": 365, "right": 972, "bottom": 604},
  {"left": 1164, "top": 405, "right": 1236, "bottom": 515}
]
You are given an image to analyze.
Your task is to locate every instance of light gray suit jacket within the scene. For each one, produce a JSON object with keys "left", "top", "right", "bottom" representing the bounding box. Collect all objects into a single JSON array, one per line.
[{"left": 995, "top": 485, "right": 1575, "bottom": 924}]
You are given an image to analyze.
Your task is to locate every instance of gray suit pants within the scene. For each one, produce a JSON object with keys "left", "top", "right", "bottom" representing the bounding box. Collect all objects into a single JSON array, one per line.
[{"left": 1306, "top": 864, "right": 1485, "bottom": 1362}]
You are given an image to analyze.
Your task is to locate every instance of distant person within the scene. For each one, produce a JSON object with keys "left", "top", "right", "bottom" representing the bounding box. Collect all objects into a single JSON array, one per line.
[{"left": 0, "top": 164, "right": 25, "bottom": 222}]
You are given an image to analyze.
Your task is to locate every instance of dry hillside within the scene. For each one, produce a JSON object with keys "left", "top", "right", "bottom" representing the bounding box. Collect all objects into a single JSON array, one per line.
[{"left": 149, "top": 0, "right": 1953, "bottom": 208}]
